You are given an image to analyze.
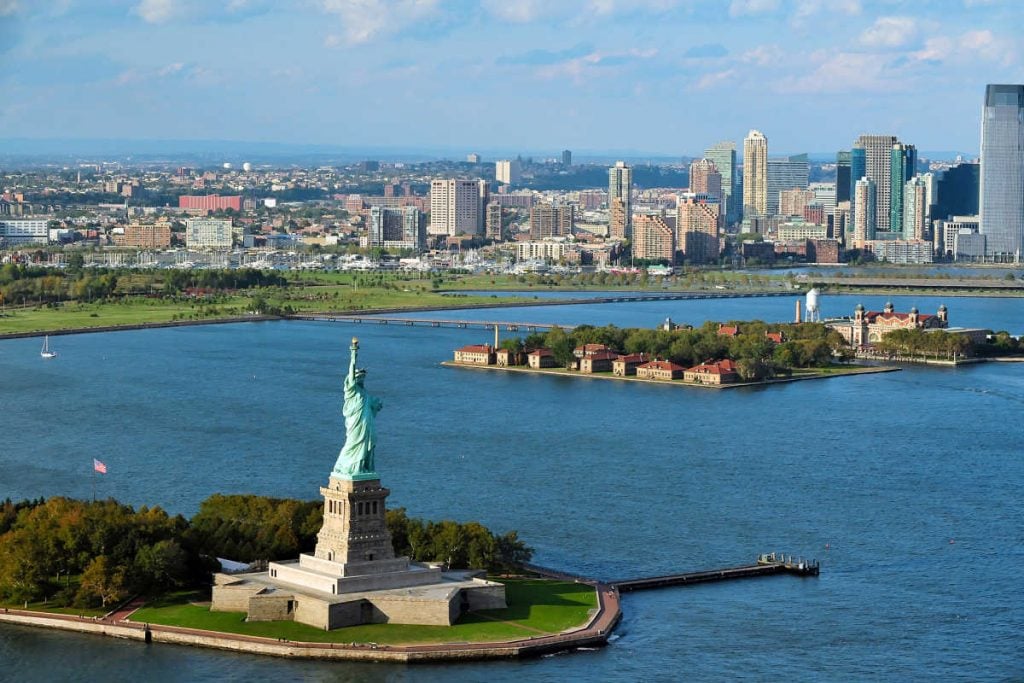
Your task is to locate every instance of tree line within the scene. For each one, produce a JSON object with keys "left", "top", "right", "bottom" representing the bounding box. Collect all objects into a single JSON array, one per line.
[
  {"left": 0, "top": 494, "right": 532, "bottom": 610},
  {"left": 508, "top": 321, "right": 852, "bottom": 381}
]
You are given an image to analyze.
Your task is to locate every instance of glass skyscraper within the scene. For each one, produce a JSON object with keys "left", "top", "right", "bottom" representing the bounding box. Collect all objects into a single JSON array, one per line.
[
  {"left": 979, "top": 84, "right": 1024, "bottom": 261},
  {"left": 705, "top": 141, "right": 737, "bottom": 225},
  {"left": 890, "top": 143, "right": 917, "bottom": 238},
  {"left": 849, "top": 147, "right": 866, "bottom": 228}
]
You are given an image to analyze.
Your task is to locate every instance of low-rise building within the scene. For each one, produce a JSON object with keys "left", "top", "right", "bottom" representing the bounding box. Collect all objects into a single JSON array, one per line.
[
  {"left": 527, "top": 348, "right": 557, "bottom": 368},
  {"left": 454, "top": 344, "right": 495, "bottom": 365},
  {"left": 579, "top": 349, "right": 619, "bottom": 373},
  {"left": 495, "top": 348, "right": 525, "bottom": 366},
  {"left": 684, "top": 359, "right": 740, "bottom": 385},
  {"left": 636, "top": 360, "right": 685, "bottom": 381},
  {"left": 826, "top": 302, "right": 949, "bottom": 346},
  {"left": 612, "top": 353, "right": 647, "bottom": 376}
]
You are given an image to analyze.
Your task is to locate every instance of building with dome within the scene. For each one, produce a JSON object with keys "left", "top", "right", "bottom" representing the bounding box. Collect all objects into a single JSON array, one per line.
[{"left": 826, "top": 302, "right": 949, "bottom": 347}]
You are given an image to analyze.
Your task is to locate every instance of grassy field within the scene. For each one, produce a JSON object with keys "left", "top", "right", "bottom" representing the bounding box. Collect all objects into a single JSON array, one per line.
[{"left": 130, "top": 579, "right": 596, "bottom": 645}]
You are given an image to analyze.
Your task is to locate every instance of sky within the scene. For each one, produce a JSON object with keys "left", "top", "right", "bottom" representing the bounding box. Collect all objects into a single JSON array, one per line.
[{"left": 0, "top": 0, "right": 1021, "bottom": 157}]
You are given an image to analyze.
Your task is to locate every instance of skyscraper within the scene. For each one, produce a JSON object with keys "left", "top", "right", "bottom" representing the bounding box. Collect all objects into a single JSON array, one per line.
[
  {"left": 767, "top": 154, "right": 810, "bottom": 216},
  {"left": 934, "top": 162, "right": 980, "bottom": 221},
  {"left": 562, "top": 150, "right": 572, "bottom": 166},
  {"left": 689, "top": 158, "right": 722, "bottom": 199},
  {"left": 903, "top": 177, "right": 929, "bottom": 242},
  {"left": 429, "top": 179, "right": 486, "bottom": 236},
  {"left": 853, "top": 177, "right": 877, "bottom": 247},
  {"left": 704, "top": 141, "right": 737, "bottom": 224},
  {"left": 836, "top": 151, "right": 852, "bottom": 203},
  {"left": 889, "top": 143, "right": 917, "bottom": 237},
  {"left": 677, "top": 193, "right": 721, "bottom": 264},
  {"left": 979, "top": 84, "right": 1024, "bottom": 261},
  {"left": 849, "top": 147, "right": 866, "bottom": 227},
  {"left": 608, "top": 161, "right": 633, "bottom": 238},
  {"left": 743, "top": 131, "right": 768, "bottom": 218},
  {"left": 853, "top": 134, "right": 899, "bottom": 232},
  {"left": 632, "top": 214, "right": 675, "bottom": 264}
]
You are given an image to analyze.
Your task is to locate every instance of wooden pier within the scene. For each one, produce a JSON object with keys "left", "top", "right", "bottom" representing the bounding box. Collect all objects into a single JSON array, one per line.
[
  {"left": 521, "top": 553, "right": 819, "bottom": 594},
  {"left": 612, "top": 554, "right": 820, "bottom": 593}
]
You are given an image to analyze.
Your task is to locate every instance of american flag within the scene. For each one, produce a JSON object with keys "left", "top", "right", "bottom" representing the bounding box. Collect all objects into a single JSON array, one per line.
[{"left": 93, "top": 459, "right": 107, "bottom": 474}]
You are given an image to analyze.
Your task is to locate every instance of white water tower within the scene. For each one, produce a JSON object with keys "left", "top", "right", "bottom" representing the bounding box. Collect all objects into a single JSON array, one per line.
[{"left": 805, "top": 288, "right": 821, "bottom": 322}]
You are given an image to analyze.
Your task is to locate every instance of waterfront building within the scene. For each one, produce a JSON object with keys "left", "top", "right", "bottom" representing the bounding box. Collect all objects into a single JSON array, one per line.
[
  {"left": 612, "top": 353, "right": 647, "bottom": 376},
  {"left": 863, "top": 239, "right": 934, "bottom": 264},
  {"left": 429, "top": 179, "right": 486, "bottom": 236},
  {"left": 454, "top": 344, "right": 495, "bottom": 365},
  {"left": 636, "top": 360, "right": 685, "bottom": 381},
  {"left": 767, "top": 154, "right": 810, "bottom": 216},
  {"left": 689, "top": 158, "right": 722, "bottom": 200},
  {"left": 178, "top": 194, "right": 242, "bottom": 212},
  {"left": 495, "top": 159, "right": 521, "bottom": 185},
  {"left": 809, "top": 238, "right": 841, "bottom": 264},
  {"left": 529, "top": 204, "right": 574, "bottom": 239},
  {"left": 676, "top": 193, "right": 720, "bottom": 264},
  {"left": 836, "top": 151, "right": 852, "bottom": 203},
  {"left": 0, "top": 218, "right": 49, "bottom": 245},
  {"left": 369, "top": 206, "right": 425, "bottom": 251},
  {"left": 608, "top": 162, "right": 633, "bottom": 238},
  {"left": 979, "top": 84, "right": 1024, "bottom": 261},
  {"left": 185, "top": 218, "right": 233, "bottom": 249},
  {"left": 632, "top": 214, "right": 675, "bottom": 264},
  {"left": 936, "top": 215, "right": 983, "bottom": 260},
  {"left": 516, "top": 240, "right": 574, "bottom": 262},
  {"left": 527, "top": 348, "right": 557, "bottom": 368},
  {"left": 706, "top": 141, "right": 738, "bottom": 224},
  {"left": 853, "top": 134, "right": 899, "bottom": 232},
  {"left": 742, "top": 130, "right": 768, "bottom": 218},
  {"left": 853, "top": 178, "right": 877, "bottom": 247},
  {"left": 827, "top": 302, "right": 948, "bottom": 346},
  {"left": 115, "top": 222, "right": 171, "bottom": 248},
  {"left": 889, "top": 143, "right": 918, "bottom": 237},
  {"left": 683, "top": 359, "right": 739, "bottom": 385}
]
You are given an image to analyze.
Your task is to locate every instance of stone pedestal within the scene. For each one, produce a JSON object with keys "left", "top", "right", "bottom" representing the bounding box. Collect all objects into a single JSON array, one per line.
[{"left": 314, "top": 477, "right": 395, "bottom": 566}]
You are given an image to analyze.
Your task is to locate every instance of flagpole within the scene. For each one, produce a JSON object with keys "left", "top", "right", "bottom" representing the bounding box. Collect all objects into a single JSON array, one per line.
[{"left": 92, "top": 464, "right": 95, "bottom": 502}]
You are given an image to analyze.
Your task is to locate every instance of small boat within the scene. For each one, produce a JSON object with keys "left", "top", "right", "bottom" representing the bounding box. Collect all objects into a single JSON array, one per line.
[{"left": 40, "top": 336, "right": 57, "bottom": 359}]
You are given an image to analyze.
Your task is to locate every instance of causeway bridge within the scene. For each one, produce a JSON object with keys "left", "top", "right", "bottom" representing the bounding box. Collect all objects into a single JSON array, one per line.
[{"left": 290, "top": 314, "right": 575, "bottom": 332}]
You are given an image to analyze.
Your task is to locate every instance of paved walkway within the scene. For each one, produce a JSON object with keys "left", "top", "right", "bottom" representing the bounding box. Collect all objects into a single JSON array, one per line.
[{"left": 106, "top": 597, "right": 146, "bottom": 622}]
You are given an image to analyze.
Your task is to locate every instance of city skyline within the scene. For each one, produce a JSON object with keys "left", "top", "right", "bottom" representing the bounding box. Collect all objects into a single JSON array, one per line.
[{"left": 0, "top": 1, "right": 1021, "bottom": 155}]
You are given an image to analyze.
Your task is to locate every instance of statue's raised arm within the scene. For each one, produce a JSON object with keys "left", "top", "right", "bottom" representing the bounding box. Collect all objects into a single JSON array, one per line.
[{"left": 332, "top": 337, "right": 383, "bottom": 480}]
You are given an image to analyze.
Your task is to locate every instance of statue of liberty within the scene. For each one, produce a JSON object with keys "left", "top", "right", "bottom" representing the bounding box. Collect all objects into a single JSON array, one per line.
[{"left": 332, "top": 338, "right": 384, "bottom": 480}]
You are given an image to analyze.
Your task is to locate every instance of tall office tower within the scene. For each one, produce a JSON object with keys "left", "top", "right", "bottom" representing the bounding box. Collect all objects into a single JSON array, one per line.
[
  {"left": 934, "top": 162, "right": 980, "bottom": 220},
  {"left": 689, "top": 158, "right": 722, "bottom": 199},
  {"left": 495, "top": 159, "right": 521, "bottom": 185},
  {"left": 742, "top": 131, "right": 768, "bottom": 218},
  {"left": 979, "top": 84, "right": 1024, "bottom": 261},
  {"left": 704, "top": 141, "right": 737, "bottom": 224},
  {"left": 809, "top": 182, "right": 837, "bottom": 214},
  {"left": 632, "top": 214, "right": 676, "bottom": 264},
  {"left": 529, "top": 204, "right": 574, "bottom": 239},
  {"left": 562, "top": 150, "right": 572, "bottom": 166},
  {"left": 485, "top": 202, "right": 503, "bottom": 240},
  {"left": 429, "top": 179, "right": 485, "bottom": 236},
  {"left": 836, "top": 151, "right": 852, "bottom": 203},
  {"left": 853, "top": 177, "right": 877, "bottom": 246},
  {"left": 608, "top": 161, "right": 633, "bottom": 238},
  {"left": 903, "top": 177, "right": 930, "bottom": 241},
  {"left": 677, "top": 193, "right": 721, "bottom": 264},
  {"left": 849, "top": 147, "right": 866, "bottom": 227},
  {"left": 853, "top": 134, "right": 899, "bottom": 232},
  {"left": 890, "top": 143, "right": 918, "bottom": 237},
  {"left": 767, "top": 154, "right": 810, "bottom": 215}
]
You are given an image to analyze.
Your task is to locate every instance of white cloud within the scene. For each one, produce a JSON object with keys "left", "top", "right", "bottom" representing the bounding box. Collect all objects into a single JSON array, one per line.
[
  {"left": 791, "top": 0, "right": 860, "bottom": 24},
  {"left": 588, "top": 0, "right": 679, "bottom": 14},
  {"left": 776, "top": 52, "right": 890, "bottom": 93},
  {"left": 134, "top": 0, "right": 178, "bottom": 23},
  {"left": 158, "top": 62, "right": 184, "bottom": 77},
  {"left": 533, "top": 48, "right": 657, "bottom": 85},
  {"left": 729, "top": 0, "right": 779, "bottom": 18},
  {"left": 319, "top": 0, "right": 439, "bottom": 45},
  {"left": 694, "top": 68, "right": 736, "bottom": 90},
  {"left": 741, "top": 44, "right": 784, "bottom": 65},
  {"left": 913, "top": 29, "right": 1016, "bottom": 66},
  {"left": 483, "top": 0, "right": 545, "bottom": 22},
  {"left": 859, "top": 16, "right": 917, "bottom": 48}
]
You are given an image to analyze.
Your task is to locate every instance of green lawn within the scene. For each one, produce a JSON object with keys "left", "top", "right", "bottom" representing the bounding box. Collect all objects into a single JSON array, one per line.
[
  {"left": 0, "top": 597, "right": 106, "bottom": 618},
  {"left": 130, "top": 579, "right": 596, "bottom": 645}
]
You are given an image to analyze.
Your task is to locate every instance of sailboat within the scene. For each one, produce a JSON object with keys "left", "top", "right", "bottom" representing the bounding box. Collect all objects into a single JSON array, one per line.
[{"left": 40, "top": 336, "right": 57, "bottom": 359}]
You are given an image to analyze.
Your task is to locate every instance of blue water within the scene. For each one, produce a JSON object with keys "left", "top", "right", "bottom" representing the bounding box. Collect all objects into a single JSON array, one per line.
[{"left": 2, "top": 296, "right": 1022, "bottom": 681}]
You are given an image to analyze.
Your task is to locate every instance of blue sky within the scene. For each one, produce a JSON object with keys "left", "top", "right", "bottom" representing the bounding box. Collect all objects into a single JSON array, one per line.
[{"left": 0, "top": 0, "right": 1020, "bottom": 156}]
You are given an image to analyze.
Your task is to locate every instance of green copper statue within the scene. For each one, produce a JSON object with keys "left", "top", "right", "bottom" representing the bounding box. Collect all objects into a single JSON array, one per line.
[{"left": 332, "top": 338, "right": 384, "bottom": 480}]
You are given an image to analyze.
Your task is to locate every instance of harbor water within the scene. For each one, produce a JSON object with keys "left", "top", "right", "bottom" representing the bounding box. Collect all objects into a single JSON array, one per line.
[{"left": 1, "top": 294, "right": 1021, "bottom": 681}]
